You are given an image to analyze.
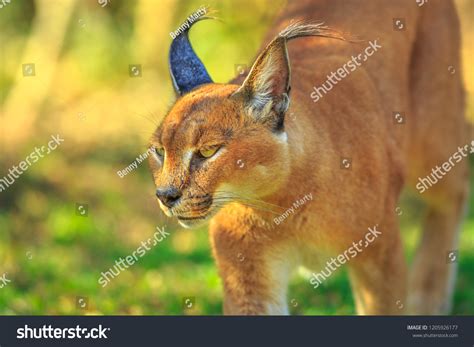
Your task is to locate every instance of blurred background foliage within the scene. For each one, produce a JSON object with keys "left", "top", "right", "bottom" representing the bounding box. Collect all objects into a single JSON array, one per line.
[{"left": 0, "top": 0, "right": 473, "bottom": 315}]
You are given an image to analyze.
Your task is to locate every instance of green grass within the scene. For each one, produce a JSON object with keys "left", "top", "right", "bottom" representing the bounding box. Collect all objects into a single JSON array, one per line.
[{"left": 1, "top": 161, "right": 473, "bottom": 315}]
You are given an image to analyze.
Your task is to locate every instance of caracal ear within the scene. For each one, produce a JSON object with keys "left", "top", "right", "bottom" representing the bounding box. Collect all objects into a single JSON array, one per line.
[
  {"left": 232, "top": 35, "right": 291, "bottom": 131},
  {"left": 232, "top": 22, "right": 342, "bottom": 132}
]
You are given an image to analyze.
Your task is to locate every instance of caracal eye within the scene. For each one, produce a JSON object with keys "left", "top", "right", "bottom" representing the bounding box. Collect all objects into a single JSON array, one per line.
[
  {"left": 199, "top": 145, "right": 220, "bottom": 159},
  {"left": 154, "top": 146, "right": 165, "bottom": 157}
]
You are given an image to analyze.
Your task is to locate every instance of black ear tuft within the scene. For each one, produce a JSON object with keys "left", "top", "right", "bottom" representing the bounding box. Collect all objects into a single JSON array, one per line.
[{"left": 169, "top": 15, "right": 215, "bottom": 95}]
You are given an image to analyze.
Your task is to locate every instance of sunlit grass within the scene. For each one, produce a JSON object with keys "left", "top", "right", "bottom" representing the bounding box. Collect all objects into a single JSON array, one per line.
[{"left": 1, "top": 185, "right": 473, "bottom": 315}]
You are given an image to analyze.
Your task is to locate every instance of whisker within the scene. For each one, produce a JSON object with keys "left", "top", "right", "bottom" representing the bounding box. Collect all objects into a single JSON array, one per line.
[
  {"left": 212, "top": 197, "right": 281, "bottom": 215},
  {"left": 213, "top": 194, "right": 280, "bottom": 212},
  {"left": 213, "top": 194, "right": 285, "bottom": 214},
  {"left": 212, "top": 201, "right": 280, "bottom": 216},
  {"left": 213, "top": 190, "right": 287, "bottom": 210},
  {"left": 137, "top": 114, "right": 160, "bottom": 128}
]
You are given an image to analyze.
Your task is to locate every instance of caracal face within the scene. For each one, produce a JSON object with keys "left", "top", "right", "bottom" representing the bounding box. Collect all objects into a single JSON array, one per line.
[{"left": 148, "top": 84, "right": 291, "bottom": 228}]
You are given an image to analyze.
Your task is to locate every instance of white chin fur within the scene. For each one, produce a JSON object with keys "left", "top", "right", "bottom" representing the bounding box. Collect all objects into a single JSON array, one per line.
[
  {"left": 178, "top": 220, "right": 193, "bottom": 229},
  {"left": 276, "top": 131, "right": 288, "bottom": 143},
  {"left": 178, "top": 218, "right": 207, "bottom": 229}
]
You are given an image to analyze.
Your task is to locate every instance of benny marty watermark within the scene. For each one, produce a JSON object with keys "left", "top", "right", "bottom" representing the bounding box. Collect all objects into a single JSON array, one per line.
[
  {"left": 117, "top": 148, "right": 153, "bottom": 178},
  {"left": 169, "top": 7, "right": 207, "bottom": 40},
  {"left": 274, "top": 193, "right": 313, "bottom": 225}
]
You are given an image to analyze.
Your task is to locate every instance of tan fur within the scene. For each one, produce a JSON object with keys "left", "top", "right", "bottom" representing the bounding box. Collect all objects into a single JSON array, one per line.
[{"left": 149, "top": 0, "right": 468, "bottom": 315}]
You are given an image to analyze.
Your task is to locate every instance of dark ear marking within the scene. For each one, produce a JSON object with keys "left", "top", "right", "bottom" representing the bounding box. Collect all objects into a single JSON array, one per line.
[{"left": 169, "top": 14, "right": 217, "bottom": 95}]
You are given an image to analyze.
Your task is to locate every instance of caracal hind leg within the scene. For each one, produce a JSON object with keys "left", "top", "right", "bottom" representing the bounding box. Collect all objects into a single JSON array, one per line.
[
  {"left": 406, "top": 0, "right": 468, "bottom": 315},
  {"left": 408, "top": 176, "right": 469, "bottom": 314}
]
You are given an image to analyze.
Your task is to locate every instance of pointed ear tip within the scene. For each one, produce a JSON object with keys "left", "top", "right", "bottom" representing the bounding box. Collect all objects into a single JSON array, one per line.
[
  {"left": 184, "top": 14, "right": 221, "bottom": 32},
  {"left": 169, "top": 13, "right": 219, "bottom": 43}
]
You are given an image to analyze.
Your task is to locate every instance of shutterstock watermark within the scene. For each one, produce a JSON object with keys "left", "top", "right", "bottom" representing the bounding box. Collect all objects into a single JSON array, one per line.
[
  {"left": 98, "top": 226, "right": 169, "bottom": 287},
  {"left": 416, "top": 140, "right": 474, "bottom": 194},
  {"left": 17, "top": 325, "right": 110, "bottom": 339},
  {"left": 310, "top": 40, "right": 382, "bottom": 102},
  {"left": 0, "top": 272, "right": 11, "bottom": 288},
  {"left": 310, "top": 225, "right": 382, "bottom": 288},
  {"left": 0, "top": 0, "right": 13, "bottom": 10},
  {"left": 0, "top": 134, "right": 64, "bottom": 193}
]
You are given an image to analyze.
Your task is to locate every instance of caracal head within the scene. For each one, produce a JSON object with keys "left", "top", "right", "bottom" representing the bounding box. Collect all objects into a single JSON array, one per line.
[{"left": 149, "top": 81, "right": 291, "bottom": 228}]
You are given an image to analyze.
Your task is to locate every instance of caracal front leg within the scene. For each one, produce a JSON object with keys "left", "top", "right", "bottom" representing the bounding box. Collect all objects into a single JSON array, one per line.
[{"left": 210, "top": 226, "right": 293, "bottom": 315}]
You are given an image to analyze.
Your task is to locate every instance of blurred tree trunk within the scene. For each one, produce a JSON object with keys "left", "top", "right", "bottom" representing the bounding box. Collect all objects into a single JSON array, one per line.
[
  {"left": 2, "top": 0, "right": 77, "bottom": 148},
  {"left": 132, "top": 0, "right": 176, "bottom": 71},
  {"left": 128, "top": 0, "right": 177, "bottom": 114}
]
